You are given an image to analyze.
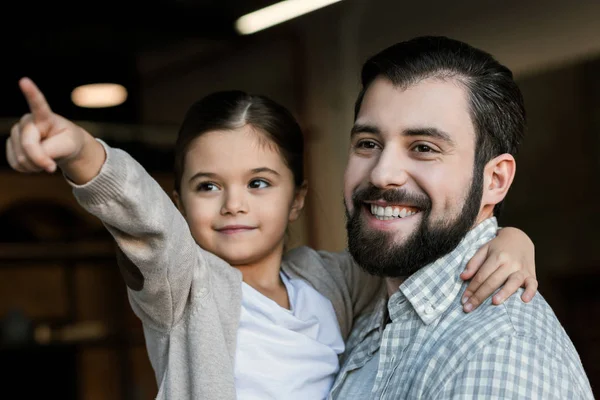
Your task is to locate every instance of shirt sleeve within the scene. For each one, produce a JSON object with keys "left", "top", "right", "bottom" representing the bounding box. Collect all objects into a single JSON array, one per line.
[
  {"left": 68, "top": 139, "right": 202, "bottom": 332},
  {"left": 316, "top": 250, "right": 386, "bottom": 320}
]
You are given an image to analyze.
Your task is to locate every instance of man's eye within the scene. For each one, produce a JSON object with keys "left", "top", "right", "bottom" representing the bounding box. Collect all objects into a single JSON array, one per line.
[
  {"left": 249, "top": 179, "right": 270, "bottom": 189},
  {"left": 356, "top": 140, "right": 380, "bottom": 149},
  {"left": 413, "top": 144, "right": 435, "bottom": 153}
]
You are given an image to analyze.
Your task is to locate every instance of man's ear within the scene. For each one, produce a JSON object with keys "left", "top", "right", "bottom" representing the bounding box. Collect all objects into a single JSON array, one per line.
[
  {"left": 289, "top": 180, "right": 308, "bottom": 222},
  {"left": 173, "top": 190, "right": 186, "bottom": 217},
  {"left": 481, "top": 153, "right": 516, "bottom": 210}
]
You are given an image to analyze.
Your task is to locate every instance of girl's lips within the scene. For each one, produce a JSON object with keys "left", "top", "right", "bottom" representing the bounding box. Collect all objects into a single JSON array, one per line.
[{"left": 216, "top": 225, "right": 257, "bottom": 234}]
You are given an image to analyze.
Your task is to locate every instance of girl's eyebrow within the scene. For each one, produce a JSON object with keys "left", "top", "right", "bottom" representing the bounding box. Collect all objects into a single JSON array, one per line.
[
  {"left": 189, "top": 168, "right": 280, "bottom": 183},
  {"left": 189, "top": 171, "right": 219, "bottom": 183},
  {"left": 251, "top": 167, "right": 280, "bottom": 176}
]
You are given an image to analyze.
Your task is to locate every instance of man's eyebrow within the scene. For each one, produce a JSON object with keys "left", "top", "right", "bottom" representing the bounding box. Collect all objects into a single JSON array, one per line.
[
  {"left": 404, "top": 127, "right": 456, "bottom": 146},
  {"left": 351, "top": 123, "right": 381, "bottom": 137}
]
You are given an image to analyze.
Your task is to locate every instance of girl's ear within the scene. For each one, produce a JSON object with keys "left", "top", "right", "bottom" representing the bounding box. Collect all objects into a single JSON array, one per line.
[
  {"left": 173, "top": 190, "right": 186, "bottom": 217},
  {"left": 289, "top": 180, "right": 308, "bottom": 222}
]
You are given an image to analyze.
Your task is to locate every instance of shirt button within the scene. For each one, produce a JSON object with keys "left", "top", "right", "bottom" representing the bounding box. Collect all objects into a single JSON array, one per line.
[
  {"left": 424, "top": 304, "right": 434, "bottom": 314},
  {"left": 198, "top": 287, "right": 208, "bottom": 297}
]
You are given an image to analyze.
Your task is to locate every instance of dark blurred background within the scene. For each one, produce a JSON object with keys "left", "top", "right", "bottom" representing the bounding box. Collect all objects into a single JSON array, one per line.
[{"left": 0, "top": 0, "right": 599, "bottom": 398}]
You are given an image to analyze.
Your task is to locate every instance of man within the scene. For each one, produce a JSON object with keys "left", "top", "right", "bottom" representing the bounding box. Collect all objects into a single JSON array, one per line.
[{"left": 330, "top": 36, "right": 594, "bottom": 399}]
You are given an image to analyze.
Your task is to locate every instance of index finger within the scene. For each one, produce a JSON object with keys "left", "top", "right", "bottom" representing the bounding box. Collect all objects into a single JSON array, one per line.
[{"left": 19, "top": 77, "right": 53, "bottom": 122}]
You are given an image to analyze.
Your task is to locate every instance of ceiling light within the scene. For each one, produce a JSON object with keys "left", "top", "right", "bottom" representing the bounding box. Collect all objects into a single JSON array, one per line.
[
  {"left": 71, "top": 83, "right": 128, "bottom": 108},
  {"left": 235, "top": 0, "right": 344, "bottom": 35}
]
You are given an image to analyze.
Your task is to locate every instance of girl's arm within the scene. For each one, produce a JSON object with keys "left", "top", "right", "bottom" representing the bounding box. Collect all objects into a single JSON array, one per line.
[
  {"left": 460, "top": 226, "right": 537, "bottom": 312},
  {"left": 7, "top": 77, "right": 201, "bottom": 332}
]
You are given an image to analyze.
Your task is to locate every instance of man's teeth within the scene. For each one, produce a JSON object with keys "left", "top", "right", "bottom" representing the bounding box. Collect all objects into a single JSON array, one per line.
[{"left": 370, "top": 204, "right": 419, "bottom": 220}]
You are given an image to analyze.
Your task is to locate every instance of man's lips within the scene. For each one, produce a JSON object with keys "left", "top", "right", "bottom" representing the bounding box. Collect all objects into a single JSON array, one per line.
[
  {"left": 365, "top": 200, "right": 422, "bottom": 212},
  {"left": 215, "top": 225, "right": 257, "bottom": 234},
  {"left": 364, "top": 202, "right": 422, "bottom": 220}
]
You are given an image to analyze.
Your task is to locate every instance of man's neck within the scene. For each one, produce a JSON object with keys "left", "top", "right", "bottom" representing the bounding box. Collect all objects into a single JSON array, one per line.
[
  {"left": 386, "top": 277, "right": 405, "bottom": 297},
  {"left": 383, "top": 215, "right": 496, "bottom": 298}
]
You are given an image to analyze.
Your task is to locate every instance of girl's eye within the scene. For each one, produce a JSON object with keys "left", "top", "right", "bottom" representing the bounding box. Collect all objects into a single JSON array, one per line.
[
  {"left": 248, "top": 179, "right": 270, "bottom": 189},
  {"left": 197, "top": 182, "right": 219, "bottom": 191}
]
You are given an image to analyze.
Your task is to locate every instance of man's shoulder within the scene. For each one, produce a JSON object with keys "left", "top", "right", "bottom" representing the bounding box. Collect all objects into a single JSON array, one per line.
[
  {"left": 438, "top": 290, "right": 574, "bottom": 354},
  {"left": 417, "top": 292, "right": 593, "bottom": 398},
  {"left": 431, "top": 291, "right": 587, "bottom": 377},
  {"left": 499, "top": 291, "right": 568, "bottom": 340}
]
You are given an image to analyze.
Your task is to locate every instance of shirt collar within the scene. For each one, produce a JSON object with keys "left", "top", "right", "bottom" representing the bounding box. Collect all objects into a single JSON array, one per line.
[
  {"left": 355, "top": 294, "right": 387, "bottom": 344},
  {"left": 390, "top": 217, "right": 499, "bottom": 325}
]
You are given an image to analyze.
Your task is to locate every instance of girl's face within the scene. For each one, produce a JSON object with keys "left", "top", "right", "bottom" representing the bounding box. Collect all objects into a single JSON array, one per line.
[{"left": 175, "top": 125, "right": 306, "bottom": 267}]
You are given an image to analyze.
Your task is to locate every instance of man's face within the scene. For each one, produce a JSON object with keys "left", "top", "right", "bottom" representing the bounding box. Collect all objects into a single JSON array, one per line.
[{"left": 343, "top": 76, "right": 484, "bottom": 278}]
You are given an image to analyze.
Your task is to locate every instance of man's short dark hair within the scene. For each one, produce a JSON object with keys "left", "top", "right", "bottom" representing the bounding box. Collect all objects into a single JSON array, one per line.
[{"left": 354, "top": 36, "right": 526, "bottom": 216}]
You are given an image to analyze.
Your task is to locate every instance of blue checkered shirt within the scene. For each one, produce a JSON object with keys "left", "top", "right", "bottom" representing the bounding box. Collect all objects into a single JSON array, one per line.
[{"left": 329, "top": 217, "right": 594, "bottom": 399}]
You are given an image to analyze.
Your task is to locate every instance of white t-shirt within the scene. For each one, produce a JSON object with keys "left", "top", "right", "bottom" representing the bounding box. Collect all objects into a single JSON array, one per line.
[{"left": 234, "top": 271, "right": 345, "bottom": 400}]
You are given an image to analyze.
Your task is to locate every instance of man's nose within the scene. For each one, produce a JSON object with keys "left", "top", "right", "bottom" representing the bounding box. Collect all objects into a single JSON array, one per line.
[
  {"left": 369, "top": 148, "right": 409, "bottom": 189},
  {"left": 220, "top": 189, "right": 249, "bottom": 215}
]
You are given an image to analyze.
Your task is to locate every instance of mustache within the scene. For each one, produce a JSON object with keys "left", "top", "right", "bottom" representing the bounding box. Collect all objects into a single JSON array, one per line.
[{"left": 352, "top": 185, "right": 432, "bottom": 210}]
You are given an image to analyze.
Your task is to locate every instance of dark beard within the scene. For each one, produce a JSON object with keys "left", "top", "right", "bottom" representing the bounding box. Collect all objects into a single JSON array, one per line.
[{"left": 345, "top": 171, "right": 483, "bottom": 278}]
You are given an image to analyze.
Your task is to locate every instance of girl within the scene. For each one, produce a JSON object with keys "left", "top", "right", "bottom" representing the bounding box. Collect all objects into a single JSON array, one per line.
[{"left": 7, "top": 78, "right": 537, "bottom": 400}]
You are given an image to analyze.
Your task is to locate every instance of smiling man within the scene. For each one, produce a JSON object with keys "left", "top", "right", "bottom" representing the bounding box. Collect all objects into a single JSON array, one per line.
[{"left": 329, "top": 36, "right": 594, "bottom": 399}]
